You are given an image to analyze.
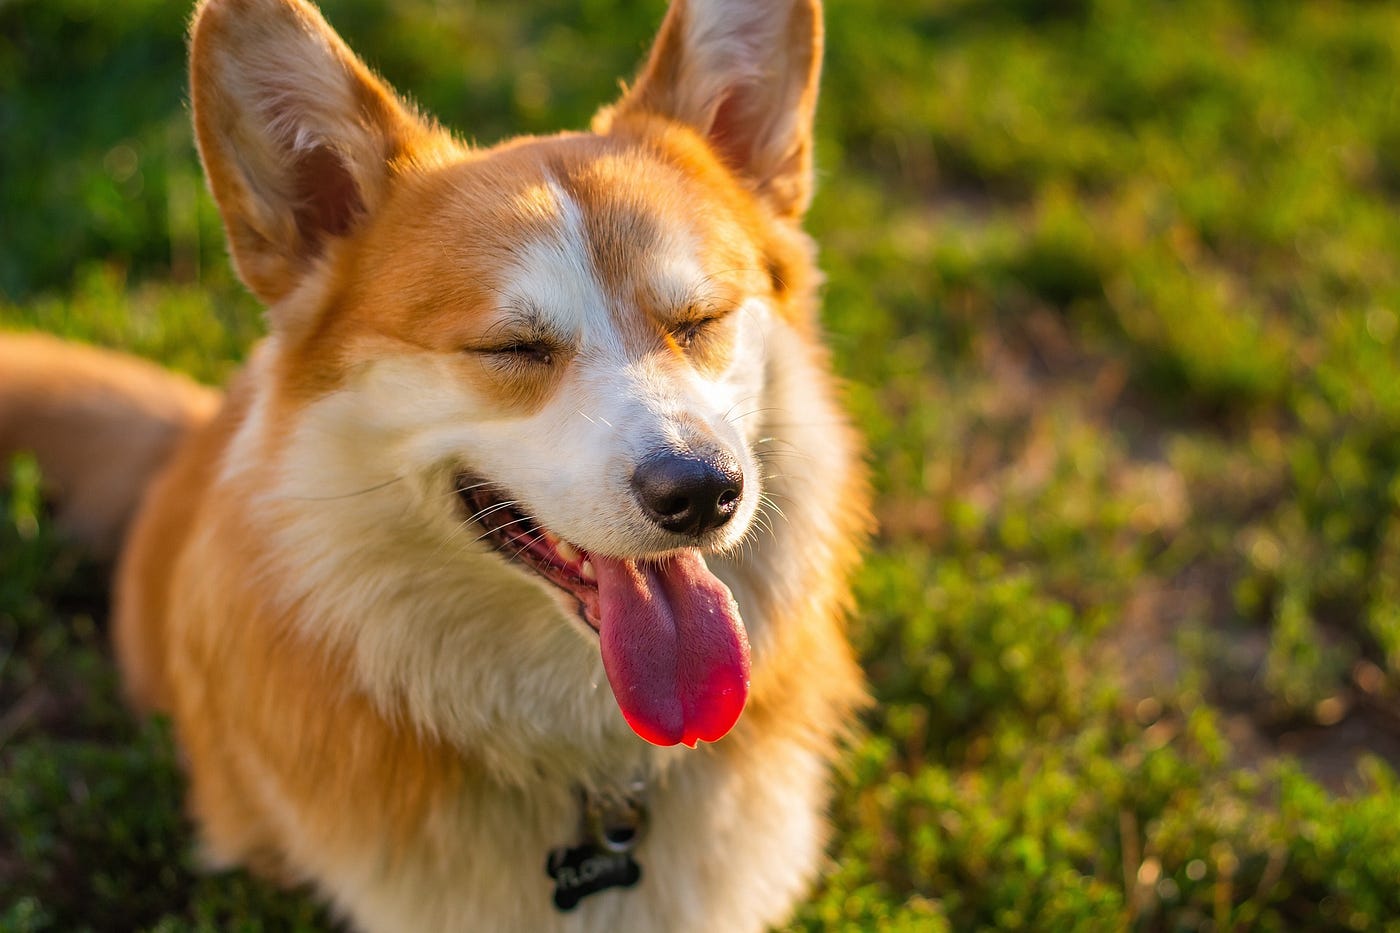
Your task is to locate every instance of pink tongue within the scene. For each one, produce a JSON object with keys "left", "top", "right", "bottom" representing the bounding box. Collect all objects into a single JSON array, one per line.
[{"left": 594, "top": 551, "right": 750, "bottom": 747}]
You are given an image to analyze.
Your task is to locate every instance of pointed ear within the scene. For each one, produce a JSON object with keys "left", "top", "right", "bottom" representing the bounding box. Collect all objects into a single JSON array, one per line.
[
  {"left": 603, "top": 0, "right": 823, "bottom": 219},
  {"left": 190, "top": 0, "right": 434, "bottom": 306}
]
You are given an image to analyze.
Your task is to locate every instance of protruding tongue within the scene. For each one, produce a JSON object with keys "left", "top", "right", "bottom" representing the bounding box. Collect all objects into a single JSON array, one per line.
[{"left": 594, "top": 550, "right": 750, "bottom": 747}]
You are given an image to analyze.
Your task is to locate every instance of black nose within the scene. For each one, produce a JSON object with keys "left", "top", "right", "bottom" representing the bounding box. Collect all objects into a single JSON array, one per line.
[{"left": 631, "top": 450, "right": 744, "bottom": 536}]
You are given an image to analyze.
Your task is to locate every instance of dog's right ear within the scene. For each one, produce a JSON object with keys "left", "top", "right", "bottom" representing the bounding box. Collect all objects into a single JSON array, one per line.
[{"left": 190, "top": 0, "right": 435, "bottom": 308}]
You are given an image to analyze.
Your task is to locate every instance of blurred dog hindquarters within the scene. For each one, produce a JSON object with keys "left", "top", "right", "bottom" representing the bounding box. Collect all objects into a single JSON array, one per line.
[{"left": 0, "top": 332, "right": 220, "bottom": 559}]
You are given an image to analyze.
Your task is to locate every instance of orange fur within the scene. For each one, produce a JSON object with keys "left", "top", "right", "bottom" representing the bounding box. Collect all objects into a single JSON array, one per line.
[
  {"left": 15, "top": 1, "right": 868, "bottom": 929},
  {"left": 0, "top": 333, "right": 219, "bottom": 558}
]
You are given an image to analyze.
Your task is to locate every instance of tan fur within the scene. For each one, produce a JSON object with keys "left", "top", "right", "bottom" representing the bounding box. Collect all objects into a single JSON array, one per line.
[{"left": 17, "top": 1, "right": 868, "bottom": 929}]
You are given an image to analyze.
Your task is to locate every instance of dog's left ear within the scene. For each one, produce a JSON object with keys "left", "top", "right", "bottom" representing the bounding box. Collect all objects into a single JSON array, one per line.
[{"left": 602, "top": 0, "right": 823, "bottom": 219}]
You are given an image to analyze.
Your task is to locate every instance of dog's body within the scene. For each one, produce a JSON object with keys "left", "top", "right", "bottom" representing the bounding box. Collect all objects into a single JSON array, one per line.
[{"left": 3, "top": 0, "right": 866, "bottom": 929}]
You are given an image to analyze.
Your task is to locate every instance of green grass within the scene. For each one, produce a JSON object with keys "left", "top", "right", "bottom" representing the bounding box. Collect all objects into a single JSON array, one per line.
[{"left": 5, "top": 0, "right": 1400, "bottom": 929}]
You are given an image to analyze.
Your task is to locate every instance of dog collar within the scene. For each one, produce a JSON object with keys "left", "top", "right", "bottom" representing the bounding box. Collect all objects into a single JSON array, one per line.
[{"left": 545, "top": 781, "right": 647, "bottom": 911}]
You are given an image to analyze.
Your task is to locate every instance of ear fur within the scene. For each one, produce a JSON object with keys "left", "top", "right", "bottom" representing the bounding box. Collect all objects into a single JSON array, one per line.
[
  {"left": 190, "top": 0, "right": 434, "bottom": 306},
  {"left": 603, "top": 0, "right": 823, "bottom": 219}
]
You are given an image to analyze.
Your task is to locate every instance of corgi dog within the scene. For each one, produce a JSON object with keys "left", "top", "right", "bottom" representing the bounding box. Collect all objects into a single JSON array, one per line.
[{"left": 2, "top": 0, "right": 868, "bottom": 928}]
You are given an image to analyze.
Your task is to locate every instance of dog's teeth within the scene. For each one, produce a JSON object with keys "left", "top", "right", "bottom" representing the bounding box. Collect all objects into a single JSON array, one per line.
[
  {"left": 556, "top": 541, "right": 582, "bottom": 564},
  {"left": 580, "top": 559, "right": 596, "bottom": 583}
]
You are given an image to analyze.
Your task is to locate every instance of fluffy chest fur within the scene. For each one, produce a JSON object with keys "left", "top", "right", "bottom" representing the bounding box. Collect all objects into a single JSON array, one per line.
[{"left": 129, "top": 326, "right": 861, "bottom": 929}]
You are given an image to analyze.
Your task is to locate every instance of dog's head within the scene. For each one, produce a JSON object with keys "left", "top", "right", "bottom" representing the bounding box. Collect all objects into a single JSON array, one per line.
[{"left": 191, "top": 0, "right": 825, "bottom": 749}]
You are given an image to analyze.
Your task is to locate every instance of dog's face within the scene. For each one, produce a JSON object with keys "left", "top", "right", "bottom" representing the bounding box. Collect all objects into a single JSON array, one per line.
[
  {"left": 340, "top": 137, "right": 770, "bottom": 561},
  {"left": 190, "top": 0, "right": 823, "bottom": 750}
]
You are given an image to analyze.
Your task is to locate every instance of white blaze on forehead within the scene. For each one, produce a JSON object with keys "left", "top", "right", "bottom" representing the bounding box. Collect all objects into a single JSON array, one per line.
[
  {"left": 495, "top": 170, "right": 718, "bottom": 350},
  {"left": 497, "top": 178, "right": 613, "bottom": 350}
]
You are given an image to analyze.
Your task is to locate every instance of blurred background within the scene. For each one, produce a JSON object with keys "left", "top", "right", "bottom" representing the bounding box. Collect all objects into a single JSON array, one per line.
[{"left": 4, "top": 0, "right": 1400, "bottom": 929}]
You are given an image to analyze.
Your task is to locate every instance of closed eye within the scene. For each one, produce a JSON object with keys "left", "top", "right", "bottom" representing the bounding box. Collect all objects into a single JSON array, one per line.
[
  {"left": 495, "top": 341, "right": 555, "bottom": 365},
  {"left": 469, "top": 338, "right": 559, "bottom": 368},
  {"left": 671, "top": 316, "right": 724, "bottom": 350}
]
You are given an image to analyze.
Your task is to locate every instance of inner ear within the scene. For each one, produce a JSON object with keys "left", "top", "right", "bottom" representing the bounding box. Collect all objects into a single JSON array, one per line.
[
  {"left": 599, "top": 0, "right": 823, "bottom": 219},
  {"left": 292, "top": 144, "right": 366, "bottom": 257},
  {"left": 705, "top": 91, "right": 751, "bottom": 174},
  {"left": 190, "top": 0, "right": 440, "bottom": 307}
]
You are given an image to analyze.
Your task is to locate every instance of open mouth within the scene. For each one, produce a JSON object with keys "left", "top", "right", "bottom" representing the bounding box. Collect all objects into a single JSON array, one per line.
[
  {"left": 455, "top": 473, "right": 753, "bottom": 749},
  {"left": 457, "top": 477, "right": 602, "bottom": 627}
]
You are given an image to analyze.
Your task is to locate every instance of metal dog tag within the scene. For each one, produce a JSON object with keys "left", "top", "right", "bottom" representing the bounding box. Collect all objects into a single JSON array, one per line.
[
  {"left": 546, "top": 782, "right": 648, "bottom": 911},
  {"left": 545, "top": 844, "right": 641, "bottom": 911}
]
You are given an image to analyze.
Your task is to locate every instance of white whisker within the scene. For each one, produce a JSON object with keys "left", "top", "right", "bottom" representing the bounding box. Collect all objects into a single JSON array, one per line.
[{"left": 286, "top": 476, "right": 405, "bottom": 501}]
